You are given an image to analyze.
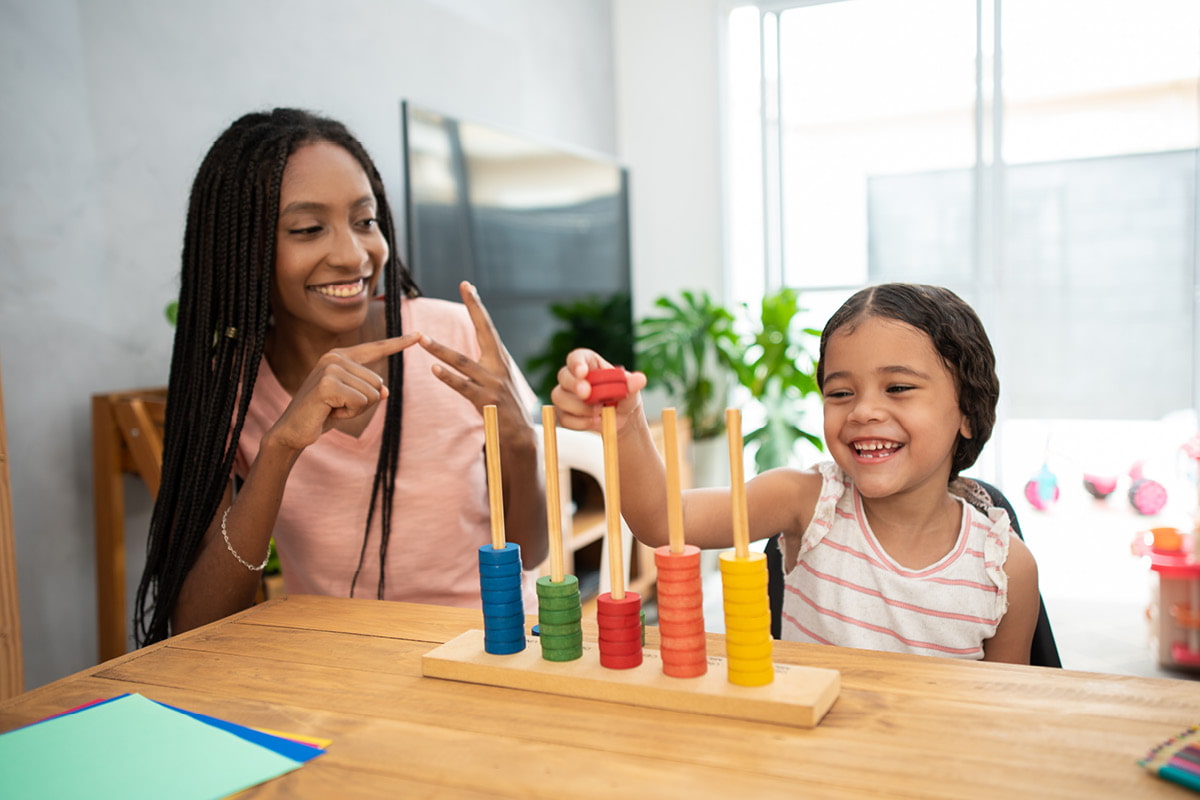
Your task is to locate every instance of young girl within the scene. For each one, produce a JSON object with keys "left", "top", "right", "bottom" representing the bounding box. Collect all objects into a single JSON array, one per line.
[
  {"left": 553, "top": 283, "right": 1039, "bottom": 664},
  {"left": 134, "top": 109, "right": 546, "bottom": 646}
]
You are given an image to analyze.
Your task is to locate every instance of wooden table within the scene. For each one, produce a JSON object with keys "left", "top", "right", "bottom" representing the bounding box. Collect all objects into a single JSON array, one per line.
[{"left": 2, "top": 595, "right": 1196, "bottom": 798}]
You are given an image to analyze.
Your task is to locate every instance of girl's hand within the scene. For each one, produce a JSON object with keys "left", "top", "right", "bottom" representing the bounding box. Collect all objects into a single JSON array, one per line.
[
  {"left": 419, "top": 282, "right": 535, "bottom": 444},
  {"left": 550, "top": 348, "right": 647, "bottom": 432},
  {"left": 269, "top": 334, "right": 420, "bottom": 451}
]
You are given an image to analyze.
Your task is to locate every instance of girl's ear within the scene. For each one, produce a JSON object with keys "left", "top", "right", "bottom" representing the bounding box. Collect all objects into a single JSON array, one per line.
[{"left": 959, "top": 415, "right": 973, "bottom": 440}]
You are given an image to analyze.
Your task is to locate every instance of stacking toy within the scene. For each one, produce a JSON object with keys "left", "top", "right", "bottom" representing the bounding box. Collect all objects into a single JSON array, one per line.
[
  {"left": 654, "top": 407, "right": 707, "bottom": 678},
  {"left": 720, "top": 408, "right": 773, "bottom": 686},
  {"left": 537, "top": 406, "right": 583, "bottom": 662},
  {"left": 587, "top": 367, "right": 643, "bottom": 669},
  {"left": 478, "top": 405, "right": 525, "bottom": 655}
]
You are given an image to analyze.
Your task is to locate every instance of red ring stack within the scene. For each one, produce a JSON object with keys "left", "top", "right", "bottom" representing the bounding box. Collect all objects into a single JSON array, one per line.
[{"left": 596, "top": 591, "right": 643, "bottom": 669}]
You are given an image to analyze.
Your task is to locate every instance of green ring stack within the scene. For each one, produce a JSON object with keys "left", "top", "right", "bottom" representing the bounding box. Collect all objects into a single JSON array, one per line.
[{"left": 536, "top": 574, "right": 583, "bottom": 662}]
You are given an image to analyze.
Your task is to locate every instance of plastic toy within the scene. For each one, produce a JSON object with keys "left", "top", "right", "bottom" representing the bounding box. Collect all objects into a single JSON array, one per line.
[
  {"left": 1082, "top": 473, "right": 1118, "bottom": 500},
  {"left": 1128, "top": 461, "right": 1168, "bottom": 516},
  {"left": 1023, "top": 463, "right": 1059, "bottom": 511},
  {"left": 1132, "top": 527, "right": 1200, "bottom": 670}
]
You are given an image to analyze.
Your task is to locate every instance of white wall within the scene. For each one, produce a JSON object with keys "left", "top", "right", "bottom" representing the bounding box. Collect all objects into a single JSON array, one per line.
[
  {"left": 613, "top": 0, "right": 726, "bottom": 317},
  {"left": 0, "top": 0, "right": 626, "bottom": 688}
]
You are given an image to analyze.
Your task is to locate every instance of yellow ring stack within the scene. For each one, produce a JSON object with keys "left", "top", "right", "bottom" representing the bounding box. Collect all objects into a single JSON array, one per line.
[{"left": 720, "top": 408, "right": 774, "bottom": 686}]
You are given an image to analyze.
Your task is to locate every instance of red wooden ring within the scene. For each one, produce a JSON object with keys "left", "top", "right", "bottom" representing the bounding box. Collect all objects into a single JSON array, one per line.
[
  {"left": 587, "top": 367, "right": 627, "bottom": 385},
  {"left": 599, "top": 651, "right": 644, "bottom": 670},
  {"left": 598, "top": 638, "right": 644, "bottom": 656},
  {"left": 596, "top": 592, "right": 642, "bottom": 614},
  {"left": 598, "top": 624, "right": 644, "bottom": 644}
]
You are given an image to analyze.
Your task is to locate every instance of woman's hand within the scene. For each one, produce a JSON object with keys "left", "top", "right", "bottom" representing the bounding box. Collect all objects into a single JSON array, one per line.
[
  {"left": 418, "top": 281, "right": 535, "bottom": 444},
  {"left": 550, "top": 348, "right": 647, "bottom": 433},
  {"left": 419, "top": 281, "right": 547, "bottom": 564},
  {"left": 268, "top": 333, "right": 421, "bottom": 451}
]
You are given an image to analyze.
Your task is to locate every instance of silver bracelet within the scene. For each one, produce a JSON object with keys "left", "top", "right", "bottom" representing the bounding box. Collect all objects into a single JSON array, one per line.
[{"left": 221, "top": 506, "right": 270, "bottom": 572}]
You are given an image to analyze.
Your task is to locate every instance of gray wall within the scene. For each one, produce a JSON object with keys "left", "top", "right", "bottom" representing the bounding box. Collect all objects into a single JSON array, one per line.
[{"left": 0, "top": 0, "right": 727, "bottom": 689}]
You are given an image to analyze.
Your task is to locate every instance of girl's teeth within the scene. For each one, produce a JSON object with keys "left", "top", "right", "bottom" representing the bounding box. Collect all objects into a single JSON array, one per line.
[{"left": 855, "top": 442, "right": 899, "bottom": 457}]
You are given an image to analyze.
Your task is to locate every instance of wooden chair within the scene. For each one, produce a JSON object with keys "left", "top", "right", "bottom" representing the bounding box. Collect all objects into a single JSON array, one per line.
[
  {"left": 91, "top": 387, "right": 166, "bottom": 661},
  {"left": 0, "top": 360, "right": 24, "bottom": 699}
]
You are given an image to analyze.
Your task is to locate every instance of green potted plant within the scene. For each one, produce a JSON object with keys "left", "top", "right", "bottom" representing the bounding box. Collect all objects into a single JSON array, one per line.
[
  {"left": 635, "top": 290, "right": 743, "bottom": 441},
  {"left": 733, "top": 287, "right": 823, "bottom": 472},
  {"left": 524, "top": 292, "right": 635, "bottom": 403}
]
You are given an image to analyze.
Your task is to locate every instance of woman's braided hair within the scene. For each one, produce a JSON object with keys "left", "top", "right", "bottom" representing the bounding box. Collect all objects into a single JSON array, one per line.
[{"left": 134, "top": 109, "right": 419, "bottom": 646}]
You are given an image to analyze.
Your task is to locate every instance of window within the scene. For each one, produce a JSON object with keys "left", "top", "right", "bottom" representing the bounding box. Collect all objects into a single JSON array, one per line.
[{"left": 726, "top": 0, "right": 1199, "bottom": 438}]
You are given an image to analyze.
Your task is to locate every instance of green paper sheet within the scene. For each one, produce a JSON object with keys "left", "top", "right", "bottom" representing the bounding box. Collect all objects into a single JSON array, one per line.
[{"left": 0, "top": 693, "right": 304, "bottom": 800}]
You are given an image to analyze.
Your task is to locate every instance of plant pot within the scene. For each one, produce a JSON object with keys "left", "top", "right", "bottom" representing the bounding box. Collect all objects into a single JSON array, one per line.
[{"left": 691, "top": 436, "right": 731, "bottom": 489}]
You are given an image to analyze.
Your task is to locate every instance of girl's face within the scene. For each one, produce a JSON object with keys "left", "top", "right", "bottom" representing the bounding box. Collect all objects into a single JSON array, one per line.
[
  {"left": 820, "top": 315, "right": 970, "bottom": 499},
  {"left": 271, "top": 141, "right": 387, "bottom": 337}
]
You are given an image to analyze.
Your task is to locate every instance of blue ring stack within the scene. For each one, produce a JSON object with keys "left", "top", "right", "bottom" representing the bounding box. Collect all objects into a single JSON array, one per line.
[{"left": 478, "top": 542, "right": 526, "bottom": 654}]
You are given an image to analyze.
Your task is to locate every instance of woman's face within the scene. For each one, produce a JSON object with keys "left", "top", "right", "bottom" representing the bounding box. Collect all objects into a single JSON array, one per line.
[{"left": 271, "top": 140, "right": 387, "bottom": 337}]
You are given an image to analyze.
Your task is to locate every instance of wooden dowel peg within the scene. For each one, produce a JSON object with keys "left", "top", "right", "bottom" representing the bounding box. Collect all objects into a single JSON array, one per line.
[
  {"left": 483, "top": 404, "right": 505, "bottom": 550},
  {"left": 541, "top": 406, "right": 565, "bottom": 583},
  {"left": 662, "top": 408, "right": 685, "bottom": 554},
  {"left": 726, "top": 408, "right": 750, "bottom": 560}
]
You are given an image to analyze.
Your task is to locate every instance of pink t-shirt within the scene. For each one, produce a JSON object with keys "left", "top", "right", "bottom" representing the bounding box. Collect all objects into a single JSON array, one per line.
[{"left": 234, "top": 296, "right": 538, "bottom": 608}]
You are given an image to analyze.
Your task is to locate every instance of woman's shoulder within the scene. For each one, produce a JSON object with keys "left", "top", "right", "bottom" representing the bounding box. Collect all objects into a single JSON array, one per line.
[
  {"left": 404, "top": 295, "right": 470, "bottom": 325},
  {"left": 403, "top": 295, "right": 472, "bottom": 342}
]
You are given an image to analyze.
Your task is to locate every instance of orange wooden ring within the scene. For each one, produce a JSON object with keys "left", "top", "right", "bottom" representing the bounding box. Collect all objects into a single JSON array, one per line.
[{"left": 663, "top": 660, "right": 708, "bottom": 678}]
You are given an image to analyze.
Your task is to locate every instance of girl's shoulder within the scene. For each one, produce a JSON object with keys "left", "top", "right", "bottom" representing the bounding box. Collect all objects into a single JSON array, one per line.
[{"left": 750, "top": 462, "right": 829, "bottom": 535}]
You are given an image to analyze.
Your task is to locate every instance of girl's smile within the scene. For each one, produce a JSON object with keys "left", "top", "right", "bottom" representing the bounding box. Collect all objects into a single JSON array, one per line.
[{"left": 821, "top": 316, "right": 969, "bottom": 498}]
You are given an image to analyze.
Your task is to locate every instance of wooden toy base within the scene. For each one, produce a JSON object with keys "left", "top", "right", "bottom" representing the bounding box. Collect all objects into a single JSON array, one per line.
[{"left": 422, "top": 629, "right": 840, "bottom": 728}]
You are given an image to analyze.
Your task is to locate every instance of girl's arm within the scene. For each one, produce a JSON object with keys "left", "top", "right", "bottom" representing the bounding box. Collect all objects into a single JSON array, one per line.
[
  {"left": 552, "top": 350, "right": 810, "bottom": 550},
  {"left": 981, "top": 535, "right": 1040, "bottom": 665}
]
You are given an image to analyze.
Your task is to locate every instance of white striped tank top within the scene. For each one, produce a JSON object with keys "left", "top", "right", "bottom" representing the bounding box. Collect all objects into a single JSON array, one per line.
[{"left": 780, "top": 461, "right": 1011, "bottom": 660}]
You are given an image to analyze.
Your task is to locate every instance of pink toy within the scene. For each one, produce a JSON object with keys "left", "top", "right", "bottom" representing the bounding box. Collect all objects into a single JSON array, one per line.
[
  {"left": 1024, "top": 463, "right": 1059, "bottom": 511},
  {"left": 1128, "top": 461, "right": 1168, "bottom": 516},
  {"left": 1082, "top": 473, "right": 1118, "bottom": 500}
]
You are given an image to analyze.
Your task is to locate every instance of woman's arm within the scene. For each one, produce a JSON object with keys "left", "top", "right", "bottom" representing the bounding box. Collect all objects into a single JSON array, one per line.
[
  {"left": 172, "top": 335, "right": 420, "bottom": 634},
  {"left": 420, "top": 282, "right": 549, "bottom": 566}
]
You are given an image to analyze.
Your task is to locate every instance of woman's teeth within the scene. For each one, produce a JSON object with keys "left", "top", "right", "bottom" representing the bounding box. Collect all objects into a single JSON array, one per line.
[{"left": 312, "top": 280, "right": 364, "bottom": 298}]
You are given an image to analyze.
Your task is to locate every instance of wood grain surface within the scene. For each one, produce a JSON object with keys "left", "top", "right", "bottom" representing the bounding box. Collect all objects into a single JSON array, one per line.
[{"left": 2, "top": 595, "right": 1196, "bottom": 799}]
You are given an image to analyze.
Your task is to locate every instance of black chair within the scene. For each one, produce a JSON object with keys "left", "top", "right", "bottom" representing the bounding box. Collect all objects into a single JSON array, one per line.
[{"left": 764, "top": 478, "right": 1062, "bottom": 667}]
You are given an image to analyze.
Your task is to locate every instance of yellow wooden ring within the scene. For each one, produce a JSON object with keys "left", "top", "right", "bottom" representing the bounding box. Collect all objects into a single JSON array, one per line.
[
  {"left": 721, "top": 611, "right": 772, "bottom": 632},
  {"left": 726, "top": 664, "right": 775, "bottom": 687},
  {"left": 718, "top": 551, "right": 767, "bottom": 573},
  {"left": 723, "top": 639, "right": 775, "bottom": 661}
]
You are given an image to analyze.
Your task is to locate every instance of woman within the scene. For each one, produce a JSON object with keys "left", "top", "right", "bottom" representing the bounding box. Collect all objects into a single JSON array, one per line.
[{"left": 135, "top": 109, "right": 546, "bottom": 646}]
